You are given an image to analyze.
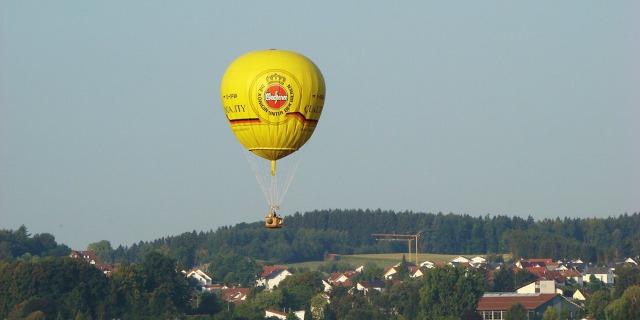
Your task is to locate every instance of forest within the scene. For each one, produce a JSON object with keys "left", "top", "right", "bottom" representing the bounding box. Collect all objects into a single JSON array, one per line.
[
  {"left": 108, "top": 209, "right": 640, "bottom": 269},
  {"left": 3, "top": 210, "right": 640, "bottom": 270}
]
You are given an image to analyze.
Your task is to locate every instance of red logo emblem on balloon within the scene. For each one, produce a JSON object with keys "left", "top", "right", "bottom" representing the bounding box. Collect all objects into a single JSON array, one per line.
[{"left": 264, "top": 85, "right": 288, "bottom": 109}]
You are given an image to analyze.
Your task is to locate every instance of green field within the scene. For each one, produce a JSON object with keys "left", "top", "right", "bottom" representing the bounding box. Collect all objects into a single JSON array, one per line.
[{"left": 285, "top": 253, "right": 481, "bottom": 271}]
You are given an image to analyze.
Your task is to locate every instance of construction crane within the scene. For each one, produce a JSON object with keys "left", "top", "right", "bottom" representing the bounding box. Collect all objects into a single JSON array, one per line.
[{"left": 373, "top": 231, "right": 422, "bottom": 265}]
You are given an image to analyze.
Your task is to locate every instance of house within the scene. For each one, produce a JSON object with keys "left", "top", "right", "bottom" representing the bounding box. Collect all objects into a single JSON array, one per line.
[
  {"left": 383, "top": 267, "right": 397, "bottom": 280},
  {"left": 420, "top": 260, "right": 435, "bottom": 268},
  {"left": 202, "top": 283, "right": 224, "bottom": 293},
  {"left": 69, "top": 250, "right": 101, "bottom": 265},
  {"left": 356, "top": 280, "right": 386, "bottom": 295},
  {"left": 516, "top": 258, "right": 559, "bottom": 270},
  {"left": 265, "top": 309, "right": 288, "bottom": 319},
  {"left": 516, "top": 280, "right": 562, "bottom": 294},
  {"left": 256, "top": 266, "right": 292, "bottom": 290},
  {"left": 408, "top": 266, "right": 426, "bottom": 278},
  {"left": 184, "top": 268, "right": 212, "bottom": 286},
  {"left": 471, "top": 256, "right": 487, "bottom": 265},
  {"left": 328, "top": 271, "right": 356, "bottom": 287},
  {"left": 584, "top": 266, "right": 614, "bottom": 285},
  {"left": 524, "top": 268, "right": 567, "bottom": 287},
  {"left": 69, "top": 250, "right": 115, "bottom": 275},
  {"left": 485, "top": 263, "right": 503, "bottom": 271},
  {"left": 451, "top": 256, "right": 471, "bottom": 264},
  {"left": 572, "top": 288, "right": 590, "bottom": 302},
  {"left": 265, "top": 309, "right": 305, "bottom": 320},
  {"left": 95, "top": 262, "right": 115, "bottom": 276},
  {"left": 614, "top": 257, "right": 639, "bottom": 266},
  {"left": 221, "top": 287, "right": 250, "bottom": 304},
  {"left": 477, "top": 293, "right": 580, "bottom": 320},
  {"left": 558, "top": 269, "right": 584, "bottom": 285},
  {"left": 321, "top": 279, "right": 333, "bottom": 292},
  {"left": 383, "top": 264, "right": 420, "bottom": 280}
]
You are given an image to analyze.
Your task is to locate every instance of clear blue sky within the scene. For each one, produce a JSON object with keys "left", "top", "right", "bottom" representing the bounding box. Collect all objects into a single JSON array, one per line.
[{"left": 2, "top": 1, "right": 639, "bottom": 249}]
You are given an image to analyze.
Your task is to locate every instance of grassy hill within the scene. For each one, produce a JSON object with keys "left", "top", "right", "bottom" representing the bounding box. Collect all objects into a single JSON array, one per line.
[{"left": 285, "top": 252, "right": 478, "bottom": 270}]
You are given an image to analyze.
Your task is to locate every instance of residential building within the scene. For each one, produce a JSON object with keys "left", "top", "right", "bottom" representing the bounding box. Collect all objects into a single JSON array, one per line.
[
  {"left": 419, "top": 260, "right": 435, "bottom": 268},
  {"left": 558, "top": 269, "right": 584, "bottom": 285},
  {"left": 328, "top": 271, "right": 356, "bottom": 286},
  {"left": 451, "top": 256, "right": 471, "bottom": 264},
  {"left": 517, "top": 280, "right": 562, "bottom": 294},
  {"left": 69, "top": 250, "right": 115, "bottom": 275},
  {"left": 69, "top": 250, "right": 100, "bottom": 265},
  {"left": 477, "top": 293, "right": 580, "bottom": 320},
  {"left": 516, "top": 258, "right": 559, "bottom": 270},
  {"left": 584, "top": 266, "right": 614, "bottom": 285},
  {"left": 572, "top": 288, "right": 590, "bottom": 302},
  {"left": 356, "top": 280, "right": 386, "bottom": 295},
  {"left": 265, "top": 309, "right": 305, "bottom": 319},
  {"left": 256, "top": 265, "right": 292, "bottom": 290},
  {"left": 471, "top": 256, "right": 487, "bottom": 265},
  {"left": 408, "top": 266, "right": 426, "bottom": 278},
  {"left": 184, "top": 268, "right": 212, "bottom": 286},
  {"left": 222, "top": 287, "right": 250, "bottom": 304}
]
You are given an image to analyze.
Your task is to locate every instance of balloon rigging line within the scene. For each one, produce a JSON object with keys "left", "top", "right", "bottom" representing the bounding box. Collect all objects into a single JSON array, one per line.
[{"left": 244, "top": 149, "right": 303, "bottom": 213}]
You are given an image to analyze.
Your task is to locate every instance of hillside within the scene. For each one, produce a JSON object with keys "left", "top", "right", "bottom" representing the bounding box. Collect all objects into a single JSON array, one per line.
[
  {"left": 112, "top": 209, "right": 640, "bottom": 268},
  {"left": 3, "top": 209, "right": 640, "bottom": 270}
]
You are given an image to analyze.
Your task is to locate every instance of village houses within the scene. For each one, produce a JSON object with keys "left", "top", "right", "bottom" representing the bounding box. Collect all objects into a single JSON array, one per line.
[{"left": 69, "top": 249, "right": 638, "bottom": 319}]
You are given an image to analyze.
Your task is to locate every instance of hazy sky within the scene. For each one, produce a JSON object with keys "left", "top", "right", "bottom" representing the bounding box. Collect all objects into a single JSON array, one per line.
[{"left": 2, "top": 2, "right": 639, "bottom": 249}]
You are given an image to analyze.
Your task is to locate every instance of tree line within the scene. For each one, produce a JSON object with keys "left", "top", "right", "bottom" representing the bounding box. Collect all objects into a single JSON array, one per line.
[
  {"left": 3, "top": 210, "right": 640, "bottom": 269},
  {"left": 0, "top": 226, "right": 71, "bottom": 261},
  {"left": 113, "top": 210, "right": 640, "bottom": 268}
]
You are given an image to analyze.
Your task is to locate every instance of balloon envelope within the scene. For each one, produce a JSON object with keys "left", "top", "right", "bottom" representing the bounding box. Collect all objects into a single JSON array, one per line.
[{"left": 221, "top": 50, "right": 326, "bottom": 161}]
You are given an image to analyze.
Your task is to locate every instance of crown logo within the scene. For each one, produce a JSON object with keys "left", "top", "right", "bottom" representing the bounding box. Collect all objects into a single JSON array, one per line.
[{"left": 265, "top": 73, "right": 286, "bottom": 85}]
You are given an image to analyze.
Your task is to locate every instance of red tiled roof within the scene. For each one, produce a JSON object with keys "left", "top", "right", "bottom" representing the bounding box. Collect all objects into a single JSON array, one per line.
[
  {"left": 95, "top": 263, "right": 114, "bottom": 272},
  {"left": 265, "top": 309, "right": 288, "bottom": 316},
  {"left": 525, "top": 268, "right": 567, "bottom": 282},
  {"left": 328, "top": 272, "right": 354, "bottom": 286},
  {"left": 518, "top": 258, "right": 559, "bottom": 269},
  {"left": 525, "top": 267, "right": 547, "bottom": 274},
  {"left": 70, "top": 250, "right": 101, "bottom": 263},
  {"left": 559, "top": 269, "right": 582, "bottom": 277},
  {"left": 260, "top": 265, "right": 288, "bottom": 278},
  {"left": 222, "top": 287, "right": 250, "bottom": 303},
  {"left": 477, "top": 293, "right": 557, "bottom": 311}
]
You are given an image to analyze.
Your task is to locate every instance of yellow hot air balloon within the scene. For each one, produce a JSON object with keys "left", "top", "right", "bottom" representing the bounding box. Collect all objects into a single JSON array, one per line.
[{"left": 221, "top": 50, "right": 326, "bottom": 228}]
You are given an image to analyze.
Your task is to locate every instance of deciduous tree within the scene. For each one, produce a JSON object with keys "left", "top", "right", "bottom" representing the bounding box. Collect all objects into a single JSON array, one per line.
[
  {"left": 586, "top": 290, "right": 611, "bottom": 320},
  {"left": 279, "top": 271, "right": 324, "bottom": 310},
  {"left": 419, "top": 266, "right": 486, "bottom": 319},
  {"left": 605, "top": 285, "right": 640, "bottom": 320},
  {"left": 541, "top": 306, "right": 559, "bottom": 320},
  {"left": 505, "top": 302, "right": 527, "bottom": 320},
  {"left": 613, "top": 264, "right": 640, "bottom": 298},
  {"left": 87, "top": 240, "right": 114, "bottom": 263}
]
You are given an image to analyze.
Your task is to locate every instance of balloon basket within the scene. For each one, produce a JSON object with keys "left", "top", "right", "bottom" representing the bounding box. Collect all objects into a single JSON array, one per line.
[{"left": 265, "top": 212, "right": 283, "bottom": 229}]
